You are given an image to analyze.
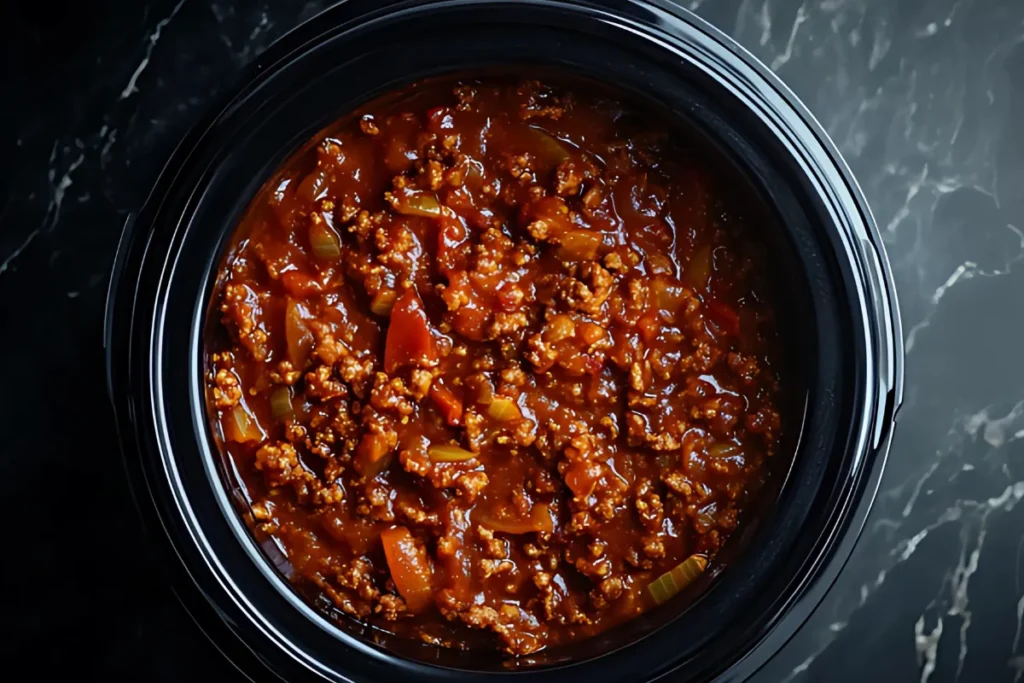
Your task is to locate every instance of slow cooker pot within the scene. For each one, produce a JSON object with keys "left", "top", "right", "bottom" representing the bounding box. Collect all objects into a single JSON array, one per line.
[{"left": 104, "top": 1, "right": 904, "bottom": 681}]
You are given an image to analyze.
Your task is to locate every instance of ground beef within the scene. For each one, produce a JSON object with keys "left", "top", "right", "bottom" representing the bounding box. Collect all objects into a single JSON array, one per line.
[{"left": 208, "top": 76, "right": 785, "bottom": 657}]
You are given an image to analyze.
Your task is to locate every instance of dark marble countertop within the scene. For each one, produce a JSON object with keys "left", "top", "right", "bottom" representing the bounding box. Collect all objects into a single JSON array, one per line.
[{"left": 2, "top": 0, "right": 1022, "bottom": 680}]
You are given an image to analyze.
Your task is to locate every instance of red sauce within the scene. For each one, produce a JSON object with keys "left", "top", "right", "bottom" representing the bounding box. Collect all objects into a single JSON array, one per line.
[{"left": 207, "top": 77, "right": 785, "bottom": 655}]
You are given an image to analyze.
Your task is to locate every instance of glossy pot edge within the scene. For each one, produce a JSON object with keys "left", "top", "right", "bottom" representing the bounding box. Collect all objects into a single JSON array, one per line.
[
  {"left": 679, "top": 7, "right": 905, "bottom": 669},
  {"left": 631, "top": 5, "right": 904, "bottom": 679}
]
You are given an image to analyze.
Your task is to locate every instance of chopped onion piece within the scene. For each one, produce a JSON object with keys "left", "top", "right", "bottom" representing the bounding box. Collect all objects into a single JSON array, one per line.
[
  {"left": 309, "top": 218, "right": 342, "bottom": 259},
  {"left": 481, "top": 504, "right": 553, "bottom": 535},
  {"left": 297, "top": 168, "right": 329, "bottom": 203},
  {"left": 647, "top": 554, "right": 707, "bottom": 605},
  {"left": 557, "top": 229, "right": 602, "bottom": 261},
  {"left": 225, "top": 404, "right": 263, "bottom": 443},
  {"left": 488, "top": 397, "right": 521, "bottom": 422},
  {"left": 684, "top": 245, "right": 712, "bottom": 292},
  {"left": 708, "top": 442, "right": 742, "bottom": 459},
  {"left": 395, "top": 192, "right": 442, "bottom": 217},
  {"left": 370, "top": 289, "right": 397, "bottom": 317},
  {"left": 270, "top": 387, "right": 293, "bottom": 420},
  {"left": 427, "top": 444, "right": 476, "bottom": 462},
  {"left": 474, "top": 379, "right": 494, "bottom": 405},
  {"left": 652, "top": 277, "right": 686, "bottom": 314},
  {"left": 284, "top": 299, "right": 314, "bottom": 369},
  {"left": 542, "top": 314, "right": 576, "bottom": 343},
  {"left": 529, "top": 126, "right": 571, "bottom": 165}
]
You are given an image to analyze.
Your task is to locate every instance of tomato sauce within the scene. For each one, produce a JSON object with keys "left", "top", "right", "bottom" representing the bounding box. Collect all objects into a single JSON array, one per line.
[{"left": 207, "top": 77, "right": 785, "bottom": 655}]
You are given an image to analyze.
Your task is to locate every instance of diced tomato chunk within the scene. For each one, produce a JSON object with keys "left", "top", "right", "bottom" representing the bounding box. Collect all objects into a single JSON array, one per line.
[
  {"left": 707, "top": 300, "right": 741, "bottom": 336},
  {"left": 384, "top": 287, "right": 437, "bottom": 373},
  {"left": 284, "top": 299, "right": 314, "bottom": 368},
  {"left": 380, "top": 526, "right": 433, "bottom": 613},
  {"left": 563, "top": 458, "right": 602, "bottom": 500},
  {"left": 429, "top": 381, "right": 464, "bottom": 426},
  {"left": 452, "top": 304, "right": 488, "bottom": 341},
  {"left": 281, "top": 271, "right": 322, "bottom": 298},
  {"left": 437, "top": 213, "right": 468, "bottom": 274},
  {"left": 354, "top": 432, "right": 393, "bottom": 477}
]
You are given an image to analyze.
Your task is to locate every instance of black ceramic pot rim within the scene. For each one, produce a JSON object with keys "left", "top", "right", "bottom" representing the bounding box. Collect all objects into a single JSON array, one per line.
[{"left": 105, "top": 1, "right": 903, "bottom": 682}]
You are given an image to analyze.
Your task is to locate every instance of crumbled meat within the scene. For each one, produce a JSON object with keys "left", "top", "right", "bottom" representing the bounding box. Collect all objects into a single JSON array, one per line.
[
  {"left": 305, "top": 365, "right": 347, "bottom": 401},
  {"left": 369, "top": 372, "right": 415, "bottom": 417},
  {"left": 253, "top": 441, "right": 332, "bottom": 504},
  {"left": 746, "top": 405, "right": 781, "bottom": 445},
  {"left": 269, "top": 360, "right": 302, "bottom": 385},
  {"left": 642, "top": 534, "right": 666, "bottom": 559},
  {"left": 220, "top": 283, "right": 269, "bottom": 360},
  {"left": 360, "top": 116, "right": 380, "bottom": 136},
  {"left": 662, "top": 471, "right": 694, "bottom": 497},
  {"left": 634, "top": 486, "right": 664, "bottom": 531},
  {"left": 455, "top": 471, "right": 489, "bottom": 502},
  {"left": 487, "top": 310, "right": 529, "bottom": 339},
  {"left": 558, "top": 262, "right": 614, "bottom": 315},
  {"left": 308, "top": 320, "right": 348, "bottom": 366},
  {"left": 377, "top": 593, "right": 406, "bottom": 620},
  {"left": 210, "top": 77, "right": 784, "bottom": 656},
  {"left": 626, "top": 411, "right": 682, "bottom": 451},
  {"left": 517, "top": 80, "right": 566, "bottom": 121},
  {"left": 727, "top": 351, "right": 760, "bottom": 385},
  {"left": 445, "top": 604, "right": 544, "bottom": 656},
  {"left": 213, "top": 368, "right": 242, "bottom": 408},
  {"left": 400, "top": 447, "right": 489, "bottom": 503},
  {"left": 554, "top": 159, "right": 594, "bottom": 197},
  {"left": 337, "top": 355, "right": 375, "bottom": 398}
]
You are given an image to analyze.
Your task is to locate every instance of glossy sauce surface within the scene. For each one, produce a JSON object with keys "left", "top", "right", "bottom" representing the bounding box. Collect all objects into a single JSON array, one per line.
[{"left": 207, "top": 77, "right": 785, "bottom": 655}]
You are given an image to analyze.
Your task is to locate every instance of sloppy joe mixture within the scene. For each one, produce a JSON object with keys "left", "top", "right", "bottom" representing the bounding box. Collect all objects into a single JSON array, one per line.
[{"left": 207, "top": 77, "right": 784, "bottom": 655}]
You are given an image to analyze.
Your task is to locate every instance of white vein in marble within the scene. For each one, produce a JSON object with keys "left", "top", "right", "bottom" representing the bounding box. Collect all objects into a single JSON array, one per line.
[{"left": 120, "top": 0, "right": 188, "bottom": 100}]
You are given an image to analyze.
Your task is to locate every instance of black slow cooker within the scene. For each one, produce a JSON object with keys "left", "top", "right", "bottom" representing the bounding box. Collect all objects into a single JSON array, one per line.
[{"left": 104, "top": 1, "right": 903, "bottom": 681}]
